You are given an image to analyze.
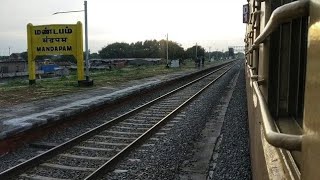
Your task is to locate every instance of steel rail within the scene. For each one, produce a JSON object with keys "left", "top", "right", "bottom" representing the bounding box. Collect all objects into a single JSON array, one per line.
[
  {"left": 85, "top": 64, "right": 236, "bottom": 180},
  {"left": 247, "top": 65, "right": 302, "bottom": 151},
  {"left": 0, "top": 62, "right": 235, "bottom": 179}
]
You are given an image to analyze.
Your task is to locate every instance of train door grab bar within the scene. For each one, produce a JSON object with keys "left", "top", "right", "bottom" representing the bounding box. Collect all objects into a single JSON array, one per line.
[
  {"left": 246, "top": 65, "right": 302, "bottom": 150},
  {"left": 246, "top": 0, "right": 309, "bottom": 54},
  {"left": 247, "top": 66, "right": 258, "bottom": 80},
  {"left": 252, "top": 81, "right": 302, "bottom": 151},
  {"left": 253, "top": 0, "right": 309, "bottom": 47}
]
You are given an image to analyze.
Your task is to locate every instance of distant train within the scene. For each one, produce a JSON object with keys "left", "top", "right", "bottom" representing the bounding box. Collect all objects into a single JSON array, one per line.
[{"left": 244, "top": 0, "right": 319, "bottom": 179}]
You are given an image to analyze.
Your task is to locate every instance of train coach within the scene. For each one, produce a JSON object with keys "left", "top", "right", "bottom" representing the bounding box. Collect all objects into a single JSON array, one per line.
[{"left": 244, "top": 0, "right": 319, "bottom": 179}]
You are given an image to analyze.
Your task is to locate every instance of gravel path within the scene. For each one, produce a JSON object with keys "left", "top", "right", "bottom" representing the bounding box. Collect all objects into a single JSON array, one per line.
[
  {"left": 102, "top": 62, "right": 242, "bottom": 180},
  {"left": 208, "top": 62, "right": 252, "bottom": 180}
]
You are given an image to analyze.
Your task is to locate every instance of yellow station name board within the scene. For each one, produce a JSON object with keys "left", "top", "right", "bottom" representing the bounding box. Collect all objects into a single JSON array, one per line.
[{"left": 27, "top": 22, "right": 84, "bottom": 84}]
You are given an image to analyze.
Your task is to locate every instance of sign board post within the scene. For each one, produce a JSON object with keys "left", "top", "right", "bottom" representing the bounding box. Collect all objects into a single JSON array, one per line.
[{"left": 27, "top": 21, "right": 85, "bottom": 85}]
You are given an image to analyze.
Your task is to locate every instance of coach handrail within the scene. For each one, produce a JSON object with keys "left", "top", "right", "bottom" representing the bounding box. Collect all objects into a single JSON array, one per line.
[
  {"left": 246, "top": 45, "right": 258, "bottom": 55},
  {"left": 250, "top": 10, "right": 261, "bottom": 25},
  {"left": 247, "top": 65, "right": 302, "bottom": 150},
  {"left": 246, "top": 0, "right": 309, "bottom": 54},
  {"left": 254, "top": 0, "right": 308, "bottom": 46},
  {"left": 247, "top": 65, "right": 258, "bottom": 80},
  {"left": 250, "top": 77, "right": 302, "bottom": 151}
]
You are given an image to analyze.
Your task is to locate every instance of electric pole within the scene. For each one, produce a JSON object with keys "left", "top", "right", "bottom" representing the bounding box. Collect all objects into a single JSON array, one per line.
[{"left": 166, "top": 33, "right": 169, "bottom": 68}]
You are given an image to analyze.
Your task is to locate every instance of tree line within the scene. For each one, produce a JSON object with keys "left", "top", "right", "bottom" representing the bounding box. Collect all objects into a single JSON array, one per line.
[
  {"left": 98, "top": 39, "right": 205, "bottom": 60},
  {"left": 98, "top": 40, "right": 243, "bottom": 60},
  {"left": 16, "top": 39, "right": 242, "bottom": 63}
]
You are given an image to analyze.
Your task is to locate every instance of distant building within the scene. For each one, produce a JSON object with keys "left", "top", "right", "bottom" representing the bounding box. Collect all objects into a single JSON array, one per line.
[
  {"left": 170, "top": 59, "right": 180, "bottom": 68},
  {"left": 228, "top": 48, "right": 235, "bottom": 58},
  {"left": 127, "top": 58, "right": 162, "bottom": 66},
  {"left": 88, "top": 58, "right": 162, "bottom": 70},
  {"left": 0, "top": 53, "right": 27, "bottom": 74}
]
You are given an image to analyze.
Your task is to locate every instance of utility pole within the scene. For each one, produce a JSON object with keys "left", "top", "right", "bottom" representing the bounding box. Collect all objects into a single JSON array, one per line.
[
  {"left": 8, "top": 47, "right": 10, "bottom": 56},
  {"left": 209, "top": 46, "right": 211, "bottom": 61},
  {"left": 84, "top": 0, "right": 89, "bottom": 81},
  {"left": 166, "top": 33, "right": 169, "bottom": 68},
  {"left": 195, "top": 43, "right": 198, "bottom": 58},
  {"left": 52, "top": 1, "right": 92, "bottom": 86}
]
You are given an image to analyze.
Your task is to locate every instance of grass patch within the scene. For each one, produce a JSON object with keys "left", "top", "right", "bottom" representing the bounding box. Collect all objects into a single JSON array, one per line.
[{"left": 0, "top": 60, "right": 223, "bottom": 106}]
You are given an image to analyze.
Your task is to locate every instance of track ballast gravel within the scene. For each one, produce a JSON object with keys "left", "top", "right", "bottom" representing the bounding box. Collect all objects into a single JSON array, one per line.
[
  {"left": 208, "top": 62, "right": 251, "bottom": 180},
  {"left": 102, "top": 62, "right": 251, "bottom": 180},
  {"left": 0, "top": 61, "right": 252, "bottom": 180}
]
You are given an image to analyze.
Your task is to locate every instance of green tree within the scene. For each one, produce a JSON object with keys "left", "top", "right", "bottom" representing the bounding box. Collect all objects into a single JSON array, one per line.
[
  {"left": 206, "top": 51, "right": 224, "bottom": 60},
  {"left": 131, "top": 41, "right": 144, "bottom": 58},
  {"left": 143, "top": 40, "right": 160, "bottom": 58},
  {"left": 158, "top": 40, "right": 185, "bottom": 59},
  {"left": 168, "top": 41, "right": 184, "bottom": 59},
  {"left": 99, "top": 42, "right": 131, "bottom": 58},
  {"left": 99, "top": 40, "right": 185, "bottom": 59},
  {"left": 185, "top": 45, "right": 205, "bottom": 59}
]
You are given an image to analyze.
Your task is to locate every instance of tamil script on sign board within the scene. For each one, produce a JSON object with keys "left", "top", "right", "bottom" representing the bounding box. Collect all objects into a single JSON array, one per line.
[
  {"left": 27, "top": 22, "right": 84, "bottom": 82},
  {"left": 29, "top": 24, "right": 78, "bottom": 56}
]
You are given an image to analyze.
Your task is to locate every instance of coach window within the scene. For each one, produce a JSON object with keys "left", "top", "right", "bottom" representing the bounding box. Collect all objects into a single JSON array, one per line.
[
  {"left": 267, "top": 0, "right": 308, "bottom": 169},
  {"left": 268, "top": 0, "right": 307, "bottom": 128}
]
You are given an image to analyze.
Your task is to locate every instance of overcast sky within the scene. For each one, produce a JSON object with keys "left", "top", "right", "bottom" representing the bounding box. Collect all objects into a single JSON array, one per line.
[{"left": 0, "top": 0, "right": 246, "bottom": 55}]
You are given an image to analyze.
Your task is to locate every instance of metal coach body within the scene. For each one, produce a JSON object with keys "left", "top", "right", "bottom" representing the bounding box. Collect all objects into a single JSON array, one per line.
[{"left": 244, "top": 0, "right": 320, "bottom": 179}]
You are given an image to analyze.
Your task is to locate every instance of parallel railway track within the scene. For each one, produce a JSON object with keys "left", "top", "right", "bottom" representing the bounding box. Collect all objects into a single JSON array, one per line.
[{"left": 0, "top": 62, "right": 235, "bottom": 180}]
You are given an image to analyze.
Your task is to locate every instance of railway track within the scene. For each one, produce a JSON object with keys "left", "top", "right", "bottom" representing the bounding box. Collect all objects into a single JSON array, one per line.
[{"left": 0, "top": 62, "right": 235, "bottom": 180}]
